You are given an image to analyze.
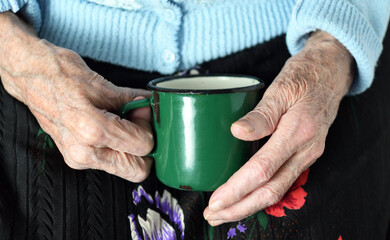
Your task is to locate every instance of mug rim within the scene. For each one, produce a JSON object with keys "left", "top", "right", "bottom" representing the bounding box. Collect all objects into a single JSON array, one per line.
[{"left": 146, "top": 74, "right": 265, "bottom": 94}]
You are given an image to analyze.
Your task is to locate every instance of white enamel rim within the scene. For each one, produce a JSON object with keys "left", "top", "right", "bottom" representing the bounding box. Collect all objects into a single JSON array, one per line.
[{"left": 148, "top": 75, "right": 264, "bottom": 94}]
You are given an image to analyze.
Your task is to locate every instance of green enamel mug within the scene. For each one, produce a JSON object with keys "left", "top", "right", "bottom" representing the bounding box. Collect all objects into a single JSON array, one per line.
[{"left": 120, "top": 74, "right": 264, "bottom": 191}]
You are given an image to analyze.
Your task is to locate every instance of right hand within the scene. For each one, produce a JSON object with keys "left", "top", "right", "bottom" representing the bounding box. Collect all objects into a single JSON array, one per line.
[{"left": 0, "top": 12, "right": 154, "bottom": 182}]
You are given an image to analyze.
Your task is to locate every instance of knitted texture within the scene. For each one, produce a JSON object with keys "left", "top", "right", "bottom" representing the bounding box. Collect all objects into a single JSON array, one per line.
[
  {"left": 286, "top": 0, "right": 390, "bottom": 95},
  {"left": 1, "top": 0, "right": 390, "bottom": 94},
  {"left": 0, "top": 0, "right": 26, "bottom": 12}
]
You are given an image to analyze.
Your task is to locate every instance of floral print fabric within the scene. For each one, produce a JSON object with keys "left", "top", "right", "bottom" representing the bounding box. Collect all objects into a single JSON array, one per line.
[
  {"left": 129, "top": 187, "right": 185, "bottom": 240},
  {"left": 265, "top": 169, "right": 309, "bottom": 217},
  {"left": 128, "top": 170, "right": 312, "bottom": 240}
]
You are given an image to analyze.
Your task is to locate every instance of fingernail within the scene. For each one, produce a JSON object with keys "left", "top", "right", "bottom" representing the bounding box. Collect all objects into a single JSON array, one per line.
[
  {"left": 209, "top": 200, "right": 224, "bottom": 212},
  {"left": 232, "top": 119, "right": 255, "bottom": 133}
]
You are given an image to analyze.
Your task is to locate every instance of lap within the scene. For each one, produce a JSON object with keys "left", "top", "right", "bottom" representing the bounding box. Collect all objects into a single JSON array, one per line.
[{"left": 1, "top": 31, "right": 390, "bottom": 240}]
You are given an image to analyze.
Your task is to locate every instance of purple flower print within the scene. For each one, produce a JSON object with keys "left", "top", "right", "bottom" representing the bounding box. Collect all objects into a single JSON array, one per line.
[
  {"left": 155, "top": 191, "right": 185, "bottom": 240},
  {"left": 227, "top": 227, "right": 236, "bottom": 239},
  {"left": 128, "top": 214, "right": 142, "bottom": 240},
  {"left": 237, "top": 222, "right": 246, "bottom": 233},
  {"left": 129, "top": 188, "right": 185, "bottom": 240},
  {"left": 132, "top": 186, "right": 154, "bottom": 205},
  {"left": 138, "top": 209, "right": 177, "bottom": 240},
  {"left": 132, "top": 191, "right": 141, "bottom": 205}
]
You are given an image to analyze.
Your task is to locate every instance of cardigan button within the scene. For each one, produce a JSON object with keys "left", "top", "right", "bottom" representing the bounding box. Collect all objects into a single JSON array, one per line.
[
  {"left": 162, "top": 49, "right": 176, "bottom": 64},
  {"left": 164, "top": 9, "right": 176, "bottom": 22}
]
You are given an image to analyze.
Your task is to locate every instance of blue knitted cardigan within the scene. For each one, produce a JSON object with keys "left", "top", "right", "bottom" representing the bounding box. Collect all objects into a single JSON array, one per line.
[{"left": 1, "top": 0, "right": 389, "bottom": 95}]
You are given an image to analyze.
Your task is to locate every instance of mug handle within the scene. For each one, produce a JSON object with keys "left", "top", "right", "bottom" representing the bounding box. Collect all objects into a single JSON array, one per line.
[
  {"left": 119, "top": 98, "right": 155, "bottom": 157},
  {"left": 119, "top": 98, "right": 152, "bottom": 117}
]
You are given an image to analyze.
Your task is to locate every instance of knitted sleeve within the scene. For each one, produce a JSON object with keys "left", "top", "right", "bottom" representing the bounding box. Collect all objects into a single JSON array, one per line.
[
  {"left": 286, "top": 0, "right": 390, "bottom": 95},
  {"left": 0, "top": 0, "right": 27, "bottom": 12},
  {"left": 0, "top": 0, "right": 41, "bottom": 32}
]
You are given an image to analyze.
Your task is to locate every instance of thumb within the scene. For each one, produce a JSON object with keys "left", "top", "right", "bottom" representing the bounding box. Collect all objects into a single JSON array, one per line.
[{"left": 231, "top": 93, "right": 287, "bottom": 141}]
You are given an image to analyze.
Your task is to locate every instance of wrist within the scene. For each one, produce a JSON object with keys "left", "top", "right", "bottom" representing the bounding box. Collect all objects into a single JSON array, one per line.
[
  {"left": 0, "top": 12, "right": 41, "bottom": 104},
  {"left": 303, "top": 31, "right": 356, "bottom": 97},
  {"left": 0, "top": 11, "right": 37, "bottom": 38}
]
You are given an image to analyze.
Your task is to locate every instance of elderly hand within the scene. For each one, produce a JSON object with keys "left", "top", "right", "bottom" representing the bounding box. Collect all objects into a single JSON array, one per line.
[
  {"left": 204, "top": 31, "right": 355, "bottom": 226},
  {"left": 0, "top": 12, "right": 154, "bottom": 182}
]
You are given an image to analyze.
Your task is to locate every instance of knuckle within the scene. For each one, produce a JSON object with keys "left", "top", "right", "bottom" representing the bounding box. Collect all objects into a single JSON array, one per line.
[
  {"left": 74, "top": 153, "right": 91, "bottom": 166},
  {"left": 143, "top": 137, "right": 154, "bottom": 155},
  {"left": 130, "top": 129, "right": 154, "bottom": 156},
  {"left": 297, "top": 114, "right": 317, "bottom": 143},
  {"left": 109, "top": 116, "right": 154, "bottom": 156},
  {"left": 63, "top": 155, "right": 85, "bottom": 169},
  {"left": 132, "top": 169, "right": 149, "bottom": 183},
  {"left": 77, "top": 119, "right": 105, "bottom": 145},
  {"left": 247, "top": 159, "right": 274, "bottom": 183},
  {"left": 311, "top": 142, "right": 325, "bottom": 161},
  {"left": 66, "top": 145, "right": 92, "bottom": 166},
  {"left": 64, "top": 161, "right": 81, "bottom": 170},
  {"left": 126, "top": 156, "right": 150, "bottom": 182},
  {"left": 262, "top": 185, "right": 283, "bottom": 206},
  {"left": 284, "top": 162, "right": 301, "bottom": 181},
  {"left": 63, "top": 157, "right": 80, "bottom": 169}
]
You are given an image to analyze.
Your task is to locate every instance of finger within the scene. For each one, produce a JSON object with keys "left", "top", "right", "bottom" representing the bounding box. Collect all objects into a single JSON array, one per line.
[
  {"left": 204, "top": 151, "right": 314, "bottom": 225},
  {"left": 112, "top": 86, "right": 152, "bottom": 110},
  {"left": 126, "top": 96, "right": 153, "bottom": 140},
  {"left": 89, "top": 77, "right": 152, "bottom": 111},
  {"left": 61, "top": 140, "right": 95, "bottom": 170},
  {"left": 61, "top": 141, "right": 153, "bottom": 182},
  {"left": 59, "top": 128, "right": 154, "bottom": 180},
  {"left": 127, "top": 96, "right": 152, "bottom": 123},
  {"left": 128, "top": 88, "right": 152, "bottom": 98},
  {"left": 93, "top": 109, "right": 154, "bottom": 156},
  {"left": 208, "top": 108, "right": 315, "bottom": 212},
  {"left": 69, "top": 108, "right": 154, "bottom": 156},
  {"left": 93, "top": 147, "right": 153, "bottom": 182},
  {"left": 231, "top": 90, "right": 287, "bottom": 141},
  {"left": 208, "top": 220, "right": 225, "bottom": 227}
]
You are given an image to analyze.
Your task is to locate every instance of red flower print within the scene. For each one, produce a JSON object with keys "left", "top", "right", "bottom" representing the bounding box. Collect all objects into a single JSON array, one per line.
[{"left": 265, "top": 168, "right": 309, "bottom": 217}]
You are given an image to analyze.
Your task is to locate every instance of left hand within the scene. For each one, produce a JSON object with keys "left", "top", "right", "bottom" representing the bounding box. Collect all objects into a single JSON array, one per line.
[{"left": 203, "top": 31, "right": 355, "bottom": 226}]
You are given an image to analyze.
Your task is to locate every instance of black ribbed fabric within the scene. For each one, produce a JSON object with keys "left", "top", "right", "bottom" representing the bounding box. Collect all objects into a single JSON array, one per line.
[{"left": 1, "top": 32, "right": 390, "bottom": 240}]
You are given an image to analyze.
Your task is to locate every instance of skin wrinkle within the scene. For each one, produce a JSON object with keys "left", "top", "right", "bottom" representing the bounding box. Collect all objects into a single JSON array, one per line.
[
  {"left": 282, "top": 158, "right": 302, "bottom": 180},
  {"left": 274, "top": 71, "right": 308, "bottom": 107},
  {"left": 248, "top": 157, "right": 274, "bottom": 184},
  {"left": 0, "top": 11, "right": 154, "bottom": 182},
  {"left": 249, "top": 94, "right": 283, "bottom": 137},
  {"left": 28, "top": 87, "right": 59, "bottom": 120},
  {"left": 261, "top": 183, "right": 284, "bottom": 207},
  {"left": 252, "top": 104, "right": 278, "bottom": 133},
  {"left": 208, "top": 143, "right": 320, "bottom": 224},
  {"left": 205, "top": 30, "right": 354, "bottom": 225},
  {"left": 1, "top": 11, "right": 355, "bottom": 224}
]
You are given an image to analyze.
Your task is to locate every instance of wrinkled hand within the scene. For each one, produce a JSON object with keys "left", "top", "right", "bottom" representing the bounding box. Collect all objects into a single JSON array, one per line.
[
  {"left": 204, "top": 31, "right": 355, "bottom": 225},
  {"left": 0, "top": 12, "right": 154, "bottom": 182}
]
